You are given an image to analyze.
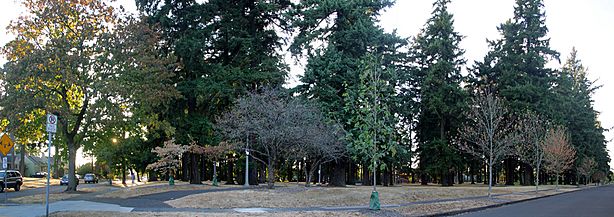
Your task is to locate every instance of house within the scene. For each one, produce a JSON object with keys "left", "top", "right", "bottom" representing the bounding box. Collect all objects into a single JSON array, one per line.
[{"left": 14, "top": 154, "right": 53, "bottom": 177}]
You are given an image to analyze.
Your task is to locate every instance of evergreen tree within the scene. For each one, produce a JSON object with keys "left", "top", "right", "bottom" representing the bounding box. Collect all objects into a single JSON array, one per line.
[
  {"left": 553, "top": 48, "right": 610, "bottom": 178},
  {"left": 469, "top": 0, "right": 560, "bottom": 186},
  {"left": 291, "top": 0, "right": 406, "bottom": 186},
  {"left": 411, "top": 0, "right": 467, "bottom": 186},
  {"left": 136, "top": 0, "right": 290, "bottom": 183},
  {"left": 470, "top": 0, "right": 559, "bottom": 113}
]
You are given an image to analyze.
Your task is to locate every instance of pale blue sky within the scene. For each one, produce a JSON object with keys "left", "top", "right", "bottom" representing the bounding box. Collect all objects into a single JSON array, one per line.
[{"left": 1, "top": 0, "right": 613, "bottom": 168}]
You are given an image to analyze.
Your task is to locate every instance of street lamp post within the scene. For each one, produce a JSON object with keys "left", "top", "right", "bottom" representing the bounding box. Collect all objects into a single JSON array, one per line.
[
  {"left": 244, "top": 149, "right": 250, "bottom": 187},
  {"left": 109, "top": 138, "right": 117, "bottom": 186}
]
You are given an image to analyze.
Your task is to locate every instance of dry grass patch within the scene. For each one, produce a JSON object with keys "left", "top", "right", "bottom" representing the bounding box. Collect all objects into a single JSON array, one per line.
[
  {"left": 21, "top": 177, "right": 60, "bottom": 189},
  {"left": 166, "top": 184, "right": 579, "bottom": 209},
  {"left": 9, "top": 186, "right": 115, "bottom": 204},
  {"left": 9, "top": 191, "right": 88, "bottom": 204},
  {"left": 50, "top": 211, "right": 364, "bottom": 217}
]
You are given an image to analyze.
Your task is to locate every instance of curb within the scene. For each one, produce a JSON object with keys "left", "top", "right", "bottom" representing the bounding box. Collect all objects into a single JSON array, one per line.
[{"left": 426, "top": 185, "right": 607, "bottom": 217}]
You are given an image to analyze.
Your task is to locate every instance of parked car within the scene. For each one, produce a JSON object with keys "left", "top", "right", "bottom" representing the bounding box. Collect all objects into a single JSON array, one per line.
[
  {"left": 0, "top": 170, "right": 23, "bottom": 192},
  {"left": 84, "top": 173, "right": 98, "bottom": 184},
  {"left": 32, "top": 172, "right": 47, "bottom": 178},
  {"left": 60, "top": 174, "right": 80, "bottom": 186}
]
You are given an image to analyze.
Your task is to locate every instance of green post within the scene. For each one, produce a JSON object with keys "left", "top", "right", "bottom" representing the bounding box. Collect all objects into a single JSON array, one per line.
[
  {"left": 369, "top": 191, "right": 380, "bottom": 210},
  {"left": 169, "top": 176, "right": 174, "bottom": 186},
  {"left": 212, "top": 175, "right": 218, "bottom": 186}
]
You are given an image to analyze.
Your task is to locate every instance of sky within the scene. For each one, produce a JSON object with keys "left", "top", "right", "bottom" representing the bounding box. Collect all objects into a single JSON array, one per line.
[{"left": 0, "top": 0, "right": 612, "bottom": 169}]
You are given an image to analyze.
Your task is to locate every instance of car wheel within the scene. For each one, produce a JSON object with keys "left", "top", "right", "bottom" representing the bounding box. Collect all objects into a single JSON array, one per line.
[{"left": 14, "top": 184, "right": 20, "bottom": 191}]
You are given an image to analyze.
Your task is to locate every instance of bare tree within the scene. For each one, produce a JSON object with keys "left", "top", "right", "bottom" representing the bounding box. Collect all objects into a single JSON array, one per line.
[
  {"left": 300, "top": 122, "right": 346, "bottom": 186},
  {"left": 591, "top": 171, "right": 606, "bottom": 185},
  {"left": 542, "top": 125, "right": 576, "bottom": 190},
  {"left": 460, "top": 92, "right": 515, "bottom": 197},
  {"left": 577, "top": 157, "right": 596, "bottom": 185},
  {"left": 216, "top": 88, "right": 345, "bottom": 188},
  {"left": 516, "top": 111, "right": 548, "bottom": 191}
]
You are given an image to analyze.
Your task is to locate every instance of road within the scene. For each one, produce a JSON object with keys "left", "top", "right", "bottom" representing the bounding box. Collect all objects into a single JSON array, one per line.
[
  {"left": 457, "top": 185, "right": 614, "bottom": 217},
  {"left": 1, "top": 182, "right": 105, "bottom": 199}
]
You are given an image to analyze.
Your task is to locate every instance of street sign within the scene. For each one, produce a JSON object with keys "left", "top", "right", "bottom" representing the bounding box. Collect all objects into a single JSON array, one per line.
[
  {"left": 46, "top": 114, "right": 57, "bottom": 133},
  {"left": 2, "top": 157, "right": 6, "bottom": 169},
  {"left": 0, "top": 134, "right": 14, "bottom": 156}
]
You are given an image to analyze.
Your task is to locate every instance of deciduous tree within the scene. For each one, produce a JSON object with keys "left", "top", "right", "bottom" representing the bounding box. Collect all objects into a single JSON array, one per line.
[
  {"left": 460, "top": 92, "right": 515, "bottom": 197},
  {"left": 516, "top": 111, "right": 548, "bottom": 191},
  {"left": 577, "top": 157, "right": 596, "bottom": 185},
  {"left": 217, "top": 88, "right": 345, "bottom": 188},
  {"left": 542, "top": 125, "right": 576, "bottom": 190},
  {"left": 147, "top": 140, "right": 186, "bottom": 179}
]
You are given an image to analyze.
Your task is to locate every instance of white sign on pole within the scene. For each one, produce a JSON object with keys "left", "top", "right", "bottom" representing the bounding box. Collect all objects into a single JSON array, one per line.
[
  {"left": 46, "top": 114, "right": 57, "bottom": 133},
  {"left": 2, "top": 157, "right": 6, "bottom": 169}
]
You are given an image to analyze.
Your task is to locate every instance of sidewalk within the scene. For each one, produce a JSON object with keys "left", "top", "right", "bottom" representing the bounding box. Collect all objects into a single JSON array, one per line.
[{"left": 0, "top": 200, "right": 132, "bottom": 217}]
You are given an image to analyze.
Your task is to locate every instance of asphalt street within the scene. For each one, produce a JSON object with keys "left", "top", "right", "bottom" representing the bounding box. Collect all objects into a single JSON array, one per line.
[
  {"left": 0, "top": 182, "right": 104, "bottom": 199},
  {"left": 457, "top": 185, "right": 614, "bottom": 217}
]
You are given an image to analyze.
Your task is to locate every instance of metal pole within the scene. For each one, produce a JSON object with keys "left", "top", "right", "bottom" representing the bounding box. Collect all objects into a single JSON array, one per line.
[
  {"left": 318, "top": 164, "right": 321, "bottom": 185},
  {"left": 46, "top": 133, "right": 52, "bottom": 217},
  {"left": 244, "top": 135, "right": 249, "bottom": 187},
  {"left": 4, "top": 155, "right": 7, "bottom": 204}
]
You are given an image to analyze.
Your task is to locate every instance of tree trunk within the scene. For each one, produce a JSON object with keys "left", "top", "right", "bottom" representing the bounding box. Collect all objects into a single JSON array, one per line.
[
  {"left": 346, "top": 161, "right": 356, "bottom": 185},
  {"left": 555, "top": 173, "right": 559, "bottom": 191},
  {"left": 122, "top": 163, "right": 126, "bottom": 185},
  {"left": 362, "top": 164, "right": 369, "bottom": 185},
  {"left": 181, "top": 153, "right": 189, "bottom": 181},
  {"left": 535, "top": 163, "right": 540, "bottom": 191},
  {"left": 53, "top": 146, "right": 59, "bottom": 179},
  {"left": 420, "top": 172, "right": 428, "bottom": 185},
  {"left": 259, "top": 162, "right": 266, "bottom": 183},
  {"left": 488, "top": 158, "right": 493, "bottom": 197},
  {"left": 149, "top": 170, "right": 158, "bottom": 181},
  {"left": 66, "top": 140, "right": 78, "bottom": 191},
  {"left": 383, "top": 168, "right": 390, "bottom": 187},
  {"left": 267, "top": 159, "right": 275, "bottom": 189},
  {"left": 226, "top": 156, "right": 234, "bottom": 184},
  {"left": 19, "top": 144, "right": 26, "bottom": 175},
  {"left": 329, "top": 160, "right": 346, "bottom": 187},
  {"left": 136, "top": 170, "right": 141, "bottom": 182},
  {"left": 189, "top": 153, "right": 201, "bottom": 184},
  {"left": 504, "top": 158, "right": 515, "bottom": 185}
]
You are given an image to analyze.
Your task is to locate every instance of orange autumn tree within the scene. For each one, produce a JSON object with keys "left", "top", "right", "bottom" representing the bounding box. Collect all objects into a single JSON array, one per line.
[{"left": 542, "top": 125, "right": 576, "bottom": 190}]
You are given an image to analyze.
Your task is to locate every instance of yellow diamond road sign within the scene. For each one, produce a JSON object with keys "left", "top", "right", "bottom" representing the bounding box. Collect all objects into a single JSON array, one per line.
[{"left": 0, "top": 134, "right": 14, "bottom": 156}]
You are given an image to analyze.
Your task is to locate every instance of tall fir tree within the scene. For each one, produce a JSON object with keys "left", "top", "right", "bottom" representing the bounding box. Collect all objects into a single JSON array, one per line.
[
  {"left": 469, "top": 0, "right": 560, "bottom": 186},
  {"left": 552, "top": 48, "right": 610, "bottom": 179},
  {"left": 291, "top": 0, "right": 406, "bottom": 186},
  {"left": 136, "top": 0, "right": 290, "bottom": 183},
  {"left": 411, "top": 0, "right": 467, "bottom": 186}
]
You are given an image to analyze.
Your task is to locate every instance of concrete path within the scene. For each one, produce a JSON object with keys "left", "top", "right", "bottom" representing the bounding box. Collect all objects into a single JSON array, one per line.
[
  {"left": 0, "top": 200, "right": 133, "bottom": 217},
  {"left": 457, "top": 185, "right": 614, "bottom": 217}
]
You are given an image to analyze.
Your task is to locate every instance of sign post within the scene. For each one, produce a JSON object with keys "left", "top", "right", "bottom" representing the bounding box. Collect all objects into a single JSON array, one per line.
[
  {"left": 46, "top": 114, "right": 57, "bottom": 217},
  {"left": 1, "top": 133, "right": 15, "bottom": 204}
]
